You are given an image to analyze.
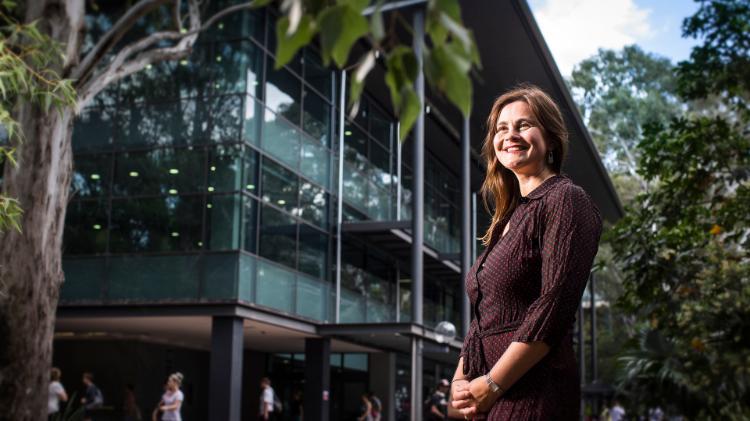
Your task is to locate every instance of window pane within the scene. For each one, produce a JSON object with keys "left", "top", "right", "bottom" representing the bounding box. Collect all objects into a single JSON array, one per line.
[
  {"left": 205, "top": 0, "right": 265, "bottom": 42},
  {"left": 256, "top": 259, "right": 294, "bottom": 312},
  {"left": 208, "top": 144, "right": 253, "bottom": 192},
  {"left": 261, "top": 158, "right": 298, "bottom": 214},
  {"left": 343, "top": 161, "right": 367, "bottom": 212},
  {"left": 299, "top": 181, "right": 328, "bottom": 229},
  {"left": 71, "top": 154, "right": 111, "bottom": 198},
  {"left": 113, "top": 148, "right": 205, "bottom": 196},
  {"left": 344, "top": 122, "right": 368, "bottom": 173},
  {"left": 213, "top": 40, "right": 263, "bottom": 97},
  {"left": 206, "top": 194, "right": 241, "bottom": 250},
  {"left": 109, "top": 196, "right": 203, "bottom": 253},
  {"left": 302, "top": 89, "right": 330, "bottom": 145},
  {"left": 304, "top": 48, "right": 331, "bottom": 99},
  {"left": 297, "top": 224, "right": 328, "bottom": 279},
  {"left": 300, "top": 136, "right": 330, "bottom": 189},
  {"left": 370, "top": 106, "right": 392, "bottom": 145},
  {"left": 64, "top": 200, "right": 108, "bottom": 255},
  {"left": 242, "top": 195, "right": 258, "bottom": 253},
  {"left": 121, "top": 99, "right": 210, "bottom": 148},
  {"left": 262, "top": 108, "right": 300, "bottom": 169},
  {"left": 72, "top": 107, "right": 115, "bottom": 152},
  {"left": 266, "top": 61, "right": 301, "bottom": 125},
  {"left": 296, "top": 274, "right": 328, "bottom": 321},
  {"left": 208, "top": 94, "right": 243, "bottom": 143},
  {"left": 243, "top": 95, "right": 264, "bottom": 145},
  {"left": 258, "top": 204, "right": 297, "bottom": 269},
  {"left": 369, "top": 142, "right": 390, "bottom": 181}
]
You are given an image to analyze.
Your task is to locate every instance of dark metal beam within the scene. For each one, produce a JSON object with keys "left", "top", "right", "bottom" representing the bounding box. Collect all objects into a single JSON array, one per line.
[
  {"left": 208, "top": 316, "right": 244, "bottom": 421},
  {"left": 362, "top": 0, "right": 428, "bottom": 16},
  {"left": 304, "top": 338, "right": 331, "bottom": 421}
]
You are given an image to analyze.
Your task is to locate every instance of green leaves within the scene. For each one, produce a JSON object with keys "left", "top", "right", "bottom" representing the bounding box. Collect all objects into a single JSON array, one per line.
[
  {"left": 385, "top": 47, "right": 420, "bottom": 140},
  {"left": 317, "top": 4, "right": 368, "bottom": 68},
  {"left": 272, "top": 0, "right": 481, "bottom": 141},
  {"left": 274, "top": 14, "right": 317, "bottom": 68}
]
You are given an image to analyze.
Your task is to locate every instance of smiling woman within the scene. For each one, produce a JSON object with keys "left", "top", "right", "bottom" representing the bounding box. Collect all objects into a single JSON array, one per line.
[{"left": 450, "top": 85, "right": 602, "bottom": 420}]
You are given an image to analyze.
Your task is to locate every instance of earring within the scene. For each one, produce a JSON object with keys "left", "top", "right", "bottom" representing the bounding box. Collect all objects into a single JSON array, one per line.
[{"left": 547, "top": 150, "right": 554, "bottom": 164}]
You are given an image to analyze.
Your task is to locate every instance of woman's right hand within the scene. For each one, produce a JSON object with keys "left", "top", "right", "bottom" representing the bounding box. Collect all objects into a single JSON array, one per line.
[{"left": 451, "top": 379, "right": 473, "bottom": 410}]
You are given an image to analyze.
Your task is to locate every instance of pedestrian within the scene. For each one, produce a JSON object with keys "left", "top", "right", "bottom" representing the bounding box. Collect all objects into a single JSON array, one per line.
[
  {"left": 450, "top": 84, "right": 603, "bottom": 420},
  {"left": 81, "top": 372, "right": 104, "bottom": 421},
  {"left": 258, "top": 377, "right": 277, "bottom": 421},
  {"left": 357, "top": 393, "right": 373, "bottom": 421},
  {"left": 152, "top": 373, "right": 184, "bottom": 421},
  {"left": 427, "top": 379, "right": 450, "bottom": 420},
  {"left": 48, "top": 367, "right": 69, "bottom": 419},
  {"left": 291, "top": 389, "right": 303, "bottom": 421},
  {"left": 610, "top": 400, "right": 625, "bottom": 421},
  {"left": 368, "top": 391, "right": 382, "bottom": 421}
]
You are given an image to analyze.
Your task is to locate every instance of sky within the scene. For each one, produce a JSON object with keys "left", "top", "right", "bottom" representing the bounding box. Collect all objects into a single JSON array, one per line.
[{"left": 527, "top": 0, "right": 702, "bottom": 76}]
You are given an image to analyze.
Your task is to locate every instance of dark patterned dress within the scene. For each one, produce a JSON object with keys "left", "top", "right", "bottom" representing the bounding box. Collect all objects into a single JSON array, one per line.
[{"left": 460, "top": 175, "right": 602, "bottom": 420}]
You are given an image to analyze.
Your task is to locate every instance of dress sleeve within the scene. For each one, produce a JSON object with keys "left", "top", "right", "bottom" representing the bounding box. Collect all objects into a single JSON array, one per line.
[{"left": 511, "top": 184, "right": 602, "bottom": 347}]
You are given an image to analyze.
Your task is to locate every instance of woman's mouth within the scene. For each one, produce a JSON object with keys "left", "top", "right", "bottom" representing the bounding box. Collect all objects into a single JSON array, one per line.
[{"left": 503, "top": 145, "right": 528, "bottom": 153}]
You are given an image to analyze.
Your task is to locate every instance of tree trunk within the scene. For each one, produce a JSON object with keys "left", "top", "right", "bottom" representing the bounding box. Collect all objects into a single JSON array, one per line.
[
  {"left": 0, "top": 1, "right": 81, "bottom": 419},
  {"left": 0, "top": 107, "right": 75, "bottom": 421}
]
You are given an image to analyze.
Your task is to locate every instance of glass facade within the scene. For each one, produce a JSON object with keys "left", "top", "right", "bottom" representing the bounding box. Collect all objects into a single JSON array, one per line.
[{"left": 63, "top": 5, "right": 463, "bottom": 329}]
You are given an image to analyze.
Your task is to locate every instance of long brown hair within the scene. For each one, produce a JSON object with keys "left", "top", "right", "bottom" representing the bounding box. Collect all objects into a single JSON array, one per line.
[{"left": 479, "top": 84, "right": 568, "bottom": 245}]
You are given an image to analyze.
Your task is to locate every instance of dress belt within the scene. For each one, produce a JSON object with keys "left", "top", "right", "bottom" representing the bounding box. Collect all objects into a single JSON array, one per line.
[{"left": 463, "top": 320, "right": 523, "bottom": 379}]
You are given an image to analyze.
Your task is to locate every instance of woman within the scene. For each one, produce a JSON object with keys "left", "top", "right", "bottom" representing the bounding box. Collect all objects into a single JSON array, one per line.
[
  {"left": 357, "top": 393, "right": 373, "bottom": 421},
  {"left": 48, "top": 367, "right": 68, "bottom": 419},
  {"left": 153, "top": 373, "right": 184, "bottom": 421},
  {"left": 450, "top": 85, "right": 602, "bottom": 420}
]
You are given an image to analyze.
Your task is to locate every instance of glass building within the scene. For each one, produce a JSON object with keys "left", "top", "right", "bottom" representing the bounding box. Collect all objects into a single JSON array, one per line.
[{"left": 54, "top": 1, "right": 622, "bottom": 420}]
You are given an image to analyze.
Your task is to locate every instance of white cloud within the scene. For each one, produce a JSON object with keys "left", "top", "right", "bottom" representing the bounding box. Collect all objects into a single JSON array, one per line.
[{"left": 531, "top": 0, "right": 654, "bottom": 75}]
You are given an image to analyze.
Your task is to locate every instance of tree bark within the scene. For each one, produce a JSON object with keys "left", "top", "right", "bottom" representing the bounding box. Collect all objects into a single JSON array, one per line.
[{"left": 0, "top": 1, "right": 82, "bottom": 419}]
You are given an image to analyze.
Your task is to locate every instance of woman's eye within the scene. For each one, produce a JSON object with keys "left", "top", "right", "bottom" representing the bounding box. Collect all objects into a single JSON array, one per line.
[{"left": 519, "top": 122, "right": 530, "bottom": 130}]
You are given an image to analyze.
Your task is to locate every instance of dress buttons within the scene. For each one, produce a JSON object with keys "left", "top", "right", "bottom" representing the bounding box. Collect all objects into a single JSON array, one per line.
[{"left": 519, "top": 197, "right": 530, "bottom": 204}]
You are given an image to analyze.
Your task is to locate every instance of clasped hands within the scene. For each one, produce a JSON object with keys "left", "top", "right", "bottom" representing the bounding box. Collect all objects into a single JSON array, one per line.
[{"left": 451, "top": 377, "right": 502, "bottom": 419}]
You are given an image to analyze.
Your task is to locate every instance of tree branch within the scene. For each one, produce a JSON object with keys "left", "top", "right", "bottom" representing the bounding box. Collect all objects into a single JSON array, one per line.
[
  {"left": 73, "top": 0, "right": 174, "bottom": 85},
  {"left": 76, "top": 1, "right": 259, "bottom": 112}
]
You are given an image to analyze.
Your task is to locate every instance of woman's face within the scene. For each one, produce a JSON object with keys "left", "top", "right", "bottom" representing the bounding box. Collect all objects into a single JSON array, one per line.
[
  {"left": 492, "top": 101, "right": 549, "bottom": 176},
  {"left": 167, "top": 378, "right": 177, "bottom": 390}
]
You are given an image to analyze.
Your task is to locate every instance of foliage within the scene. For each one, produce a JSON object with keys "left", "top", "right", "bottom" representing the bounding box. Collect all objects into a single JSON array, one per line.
[
  {"left": 569, "top": 45, "right": 681, "bottom": 192},
  {"left": 609, "top": 108, "right": 750, "bottom": 419},
  {"left": 0, "top": 1, "right": 76, "bottom": 232},
  {"left": 272, "top": 0, "right": 480, "bottom": 140},
  {"left": 677, "top": 0, "right": 750, "bottom": 111}
]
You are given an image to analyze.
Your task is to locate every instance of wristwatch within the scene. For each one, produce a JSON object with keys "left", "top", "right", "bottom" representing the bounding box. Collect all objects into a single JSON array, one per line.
[{"left": 484, "top": 374, "right": 505, "bottom": 395}]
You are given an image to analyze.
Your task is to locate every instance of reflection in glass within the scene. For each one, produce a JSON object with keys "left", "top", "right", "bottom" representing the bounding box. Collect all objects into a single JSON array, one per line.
[
  {"left": 261, "top": 158, "right": 298, "bottom": 214},
  {"left": 258, "top": 204, "right": 297, "bottom": 269},
  {"left": 113, "top": 148, "right": 205, "bottom": 196},
  {"left": 205, "top": 0, "right": 265, "bottom": 42},
  {"left": 300, "top": 136, "right": 330, "bottom": 189},
  {"left": 266, "top": 61, "right": 301, "bottom": 125},
  {"left": 302, "top": 88, "right": 330, "bottom": 144},
  {"left": 72, "top": 107, "right": 115, "bottom": 152},
  {"left": 206, "top": 194, "right": 242, "bottom": 250},
  {"left": 243, "top": 95, "right": 264, "bottom": 145},
  {"left": 209, "top": 94, "right": 243, "bottom": 142},
  {"left": 297, "top": 224, "right": 328, "bottom": 279},
  {"left": 262, "top": 108, "right": 300, "bottom": 169},
  {"left": 299, "top": 181, "right": 328, "bottom": 228},
  {"left": 213, "top": 40, "right": 263, "bottom": 97},
  {"left": 71, "top": 154, "right": 111, "bottom": 198},
  {"left": 109, "top": 196, "right": 203, "bottom": 253},
  {"left": 242, "top": 195, "right": 258, "bottom": 253},
  {"left": 121, "top": 99, "right": 210, "bottom": 148},
  {"left": 256, "top": 259, "right": 294, "bottom": 312},
  {"left": 64, "top": 200, "right": 108, "bottom": 255},
  {"left": 304, "top": 48, "right": 332, "bottom": 99}
]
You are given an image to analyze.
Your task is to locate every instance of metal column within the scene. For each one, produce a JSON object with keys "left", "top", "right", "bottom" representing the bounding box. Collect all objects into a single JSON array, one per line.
[
  {"left": 304, "top": 338, "right": 331, "bottom": 421},
  {"left": 335, "top": 71, "right": 346, "bottom": 323},
  {"left": 410, "top": 9, "right": 425, "bottom": 421},
  {"left": 208, "top": 316, "right": 244, "bottom": 421},
  {"left": 461, "top": 117, "right": 471, "bottom": 336},
  {"left": 577, "top": 304, "right": 586, "bottom": 421}
]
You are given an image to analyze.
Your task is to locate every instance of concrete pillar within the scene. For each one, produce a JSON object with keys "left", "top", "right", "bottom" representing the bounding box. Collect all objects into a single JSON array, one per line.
[
  {"left": 304, "top": 338, "right": 331, "bottom": 421},
  {"left": 369, "top": 352, "right": 397, "bottom": 421},
  {"left": 209, "top": 316, "right": 244, "bottom": 421}
]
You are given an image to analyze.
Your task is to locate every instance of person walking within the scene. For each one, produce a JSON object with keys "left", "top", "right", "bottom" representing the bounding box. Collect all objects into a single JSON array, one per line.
[
  {"left": 258, "top": 377, "right": 277, "bottom": 421},
  {"left": 153, "top": 373, "right": 184, "bottom": 421},
  {"left": 81, "top": 372, "right": 104, "bottom": 421},
  {"left": 427, "top": 379, "right": 450, "bottom": 421},
  {"left": 357, "top": 393, "right": 373, "bottom": 421},
  {"left": 450, "top": 85, "right": 603, "bottom": 420},
  {"left": 48, "top": 367, "right": 69, "bottom": 419}
]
